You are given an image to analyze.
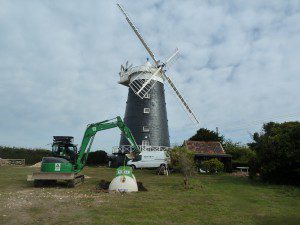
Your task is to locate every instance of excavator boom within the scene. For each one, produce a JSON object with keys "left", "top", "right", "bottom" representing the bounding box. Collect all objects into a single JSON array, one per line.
[{"left": 74, "top": 116, "right": 139, "bottom": 173}]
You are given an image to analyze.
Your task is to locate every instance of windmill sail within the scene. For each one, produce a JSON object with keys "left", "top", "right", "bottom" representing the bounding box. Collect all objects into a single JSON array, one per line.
[
  {"left": 163, "top": 72, "right": 199, "bottom": 124},
  {"left": 129, "top": 49, "right": 178, "bottom": 99},
  {"left": 117, "top": 3, "right": 158, "bottom": 65},
  {"left": 163, "top": 48, "right": 180, "bottom": 69},
  {"left": 129, "top": 76, "right": 159, "bottom": 99},
  {"left": 117, "top": 3, "right": 199, "bottom": 124}
]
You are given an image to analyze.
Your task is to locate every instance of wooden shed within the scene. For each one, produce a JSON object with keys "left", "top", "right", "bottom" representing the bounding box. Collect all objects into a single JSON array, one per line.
[{"left": 184, "top": 140, "right": 232, "bottom": 172}]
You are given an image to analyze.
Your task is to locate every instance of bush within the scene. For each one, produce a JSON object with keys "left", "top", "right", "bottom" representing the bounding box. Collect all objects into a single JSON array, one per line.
[
  {"left": 224, "top": 141, "right": 255, "bottom": 167},
  {"left": 202, "top": 158, "right": 224, "bottom": 173},
  {"left": 248, "top": 155, "right": 260, "bottom": 179},
  {"left": 249, "top": 121, "right": 300, "bottom": 185},
  {"left": 0, "top": 146, "right": 51, "bottom": 165},
  {"left": 168, "top": 147, "right": 196, "bottom": 189},
  {"left": 0, "top": 146, "right": 109, "bottom": 166},
  {"left": 86, "top": 150, "right": 108, "bottom": 165},
  {"left": 168, "top": 147, "right": 195, "bottom": 170}
]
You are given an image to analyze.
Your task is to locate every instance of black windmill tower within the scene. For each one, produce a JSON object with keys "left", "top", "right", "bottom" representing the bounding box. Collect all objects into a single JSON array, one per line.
[{"left": 117, "top": 4, "right": 199, "bottom": 152}]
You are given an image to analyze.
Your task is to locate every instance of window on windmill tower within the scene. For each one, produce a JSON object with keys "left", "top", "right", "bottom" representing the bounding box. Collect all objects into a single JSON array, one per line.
[
  {"left": 142, "top": 140, "right": 150, "bottom": 146},
  {"left": 143, "top": 108, "right": 150, "bottom": 113},
  {"left": 143, "top": 126, "right": 150, "bottom": 132},
  {"left": 144, "top": 93, "right": 150, "bottom": 99}
]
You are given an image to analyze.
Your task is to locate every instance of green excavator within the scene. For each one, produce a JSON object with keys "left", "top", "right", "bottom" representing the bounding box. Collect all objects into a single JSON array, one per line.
[{"left": 30, "top": 116, "right": 139, "bottom": 187}]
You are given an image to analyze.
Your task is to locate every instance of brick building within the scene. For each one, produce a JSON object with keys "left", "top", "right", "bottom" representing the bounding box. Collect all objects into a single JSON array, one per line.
[{"left": 184, "top": 140, "right": 232, "bottom": 172}]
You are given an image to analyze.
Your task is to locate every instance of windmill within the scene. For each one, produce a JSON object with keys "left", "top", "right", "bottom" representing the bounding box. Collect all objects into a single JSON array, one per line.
[{"left": 116, "top": 3, "right": 199, "bottom": 153}]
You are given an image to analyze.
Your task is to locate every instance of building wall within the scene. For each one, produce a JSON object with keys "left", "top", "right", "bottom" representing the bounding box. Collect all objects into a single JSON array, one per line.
[{"left": 119, "top": 81, "right": 170, "bottom": 147}]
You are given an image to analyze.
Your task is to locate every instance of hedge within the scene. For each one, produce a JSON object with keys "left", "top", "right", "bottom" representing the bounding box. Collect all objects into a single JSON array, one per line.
[{"left": 0, "top": 146, "right": 51, "bottom": 165}]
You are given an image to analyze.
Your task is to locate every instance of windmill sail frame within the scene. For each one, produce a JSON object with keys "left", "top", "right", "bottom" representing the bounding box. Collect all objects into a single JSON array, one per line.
[{"left": 117, "top": 3, "right": 199, "bottom": 124}]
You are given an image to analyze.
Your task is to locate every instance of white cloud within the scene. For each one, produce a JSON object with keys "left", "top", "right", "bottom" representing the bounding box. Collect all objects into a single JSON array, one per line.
[{"left": 0, "top": 0, "right": 299, "bottom": 150}]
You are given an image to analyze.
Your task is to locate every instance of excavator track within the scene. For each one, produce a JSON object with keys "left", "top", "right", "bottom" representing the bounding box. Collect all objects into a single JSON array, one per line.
[
  {"left": 67, "top": 174, "right": 85, "bottom": 188},
  {"left": 31, "top": 173, "right": 84, "bottom": 188}
]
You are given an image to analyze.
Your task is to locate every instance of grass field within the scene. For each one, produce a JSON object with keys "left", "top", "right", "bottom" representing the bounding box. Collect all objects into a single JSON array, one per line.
[{"left": 0, "top": 166, "right": 299, "bottom": 225}]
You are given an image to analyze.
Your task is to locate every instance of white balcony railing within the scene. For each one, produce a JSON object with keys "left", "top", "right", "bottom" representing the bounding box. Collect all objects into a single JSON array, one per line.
[{"left": 112, "top": 145, "right": 170, "bottom": 154}]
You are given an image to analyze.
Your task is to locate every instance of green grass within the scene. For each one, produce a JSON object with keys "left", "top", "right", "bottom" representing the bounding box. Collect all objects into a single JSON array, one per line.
[{"left": 0, "top": 166, "right": 299, "bottom": 225}]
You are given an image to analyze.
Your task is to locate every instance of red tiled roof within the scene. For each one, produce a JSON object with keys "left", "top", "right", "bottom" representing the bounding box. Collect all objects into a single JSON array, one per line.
[{"left": 184, "top": 140, "right": 225, "bottom": 155}]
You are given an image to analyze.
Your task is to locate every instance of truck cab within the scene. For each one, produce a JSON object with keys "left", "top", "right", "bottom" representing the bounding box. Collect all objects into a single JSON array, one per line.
[{"left": 127, "top": 151, "right": 168, "bottom": 169}]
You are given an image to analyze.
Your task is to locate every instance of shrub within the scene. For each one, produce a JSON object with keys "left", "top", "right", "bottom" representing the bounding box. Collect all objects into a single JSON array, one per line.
[
  {"left": 248, "top": 155, "right": 259, "bottom": 179},
  {"left": 202, "top": 158, "right": 224, "bottom": 173},
  {"left": 0, "top": 146, "right": 51, "bottom": 165},
  {"left": 249, "top": 121, "right": 300, "bottom": 185},
  {"left": 168, "top": 147, "right": 196, "bottom": 189},
  {"left": 86, "top": 150, "right": 108, "bottom": 165},
  {"left": 224, "top": 140, "right": 255, "bottom": 167},
  {"left": 0, "top": 146, "right": 109, "bottom": 166}
]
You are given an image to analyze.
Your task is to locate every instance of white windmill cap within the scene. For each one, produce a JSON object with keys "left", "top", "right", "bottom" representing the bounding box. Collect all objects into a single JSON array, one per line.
[{"left": 144, "top": 60, "right": 152, "bottom": 68}]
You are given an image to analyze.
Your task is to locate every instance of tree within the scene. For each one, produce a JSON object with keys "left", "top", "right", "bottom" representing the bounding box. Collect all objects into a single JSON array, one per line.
[
  {"left": 86, "top": 150, "right": 108, "bottom": 165},
  {"left": 249, "top": 121, "right": 300, "bottom": 185},
  {"left": 223, "top": 140, "right": 255, "bottom": 165},
  {"left": 168, "top": 147, "right": 196, "bottom": 189},
  {"left": 189, "top": 128, "right": 224, "bottom": 143}
]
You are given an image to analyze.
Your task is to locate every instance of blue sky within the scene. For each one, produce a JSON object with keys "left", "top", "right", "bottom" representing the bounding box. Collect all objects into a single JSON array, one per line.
[{"left": 0, "top": 0, "right": 299, "bottom": 152}]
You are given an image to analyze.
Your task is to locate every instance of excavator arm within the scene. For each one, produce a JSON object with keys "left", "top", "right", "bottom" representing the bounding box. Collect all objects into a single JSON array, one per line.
[{"left": 74, "top": 116, "right": 139, "bottom": 173}]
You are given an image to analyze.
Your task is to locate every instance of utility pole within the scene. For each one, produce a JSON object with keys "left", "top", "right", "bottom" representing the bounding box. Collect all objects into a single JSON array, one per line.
[{"left": 216, "top": 127, "right": 219, "bottom": 135}]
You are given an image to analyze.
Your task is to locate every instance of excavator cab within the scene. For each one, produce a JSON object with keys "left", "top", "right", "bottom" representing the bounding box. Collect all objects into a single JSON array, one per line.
[{"left": 52, "top": 136, "right": 78, "bottom": 163}]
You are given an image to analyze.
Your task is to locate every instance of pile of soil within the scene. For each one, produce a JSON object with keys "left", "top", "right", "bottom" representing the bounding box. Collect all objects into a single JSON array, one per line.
[
  {"left": 96, "top": 180, "right": 110, "bottom": 192},
  {"left": 137, "top": 182, "right": 147, "bottom": 191},
  {"left": 30, "top": 162, "right": 41, "bottom": 168},
  {"left": 95, "top": 180, "right": 147, "bottom": 192}
]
